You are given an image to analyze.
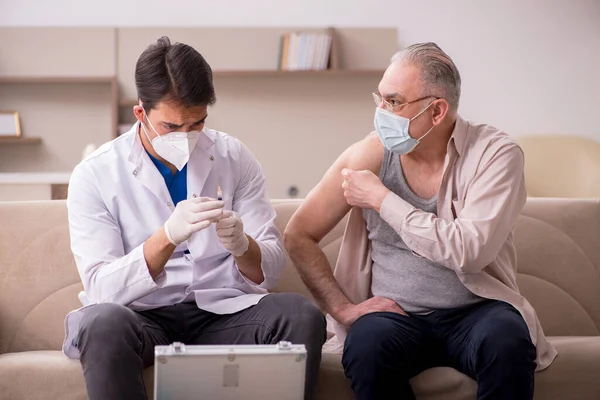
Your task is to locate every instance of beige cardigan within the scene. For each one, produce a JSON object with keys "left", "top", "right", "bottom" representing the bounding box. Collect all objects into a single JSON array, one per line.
[{"left": 324, "top": 116, "right": 558, "bottom": 372}]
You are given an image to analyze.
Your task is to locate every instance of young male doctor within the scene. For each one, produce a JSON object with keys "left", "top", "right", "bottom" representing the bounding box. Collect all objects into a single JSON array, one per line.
[{"left": 63, "top": 36, "right": 326, "bottom": 400}]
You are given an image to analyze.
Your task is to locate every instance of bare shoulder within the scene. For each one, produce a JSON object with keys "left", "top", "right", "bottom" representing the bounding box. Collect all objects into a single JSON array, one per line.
[
  {"left": 284, "top": 131, "right": 384, "bottom": 241},
  {"left": 343, "top": 131, "right": 384, "bottom": 174}
]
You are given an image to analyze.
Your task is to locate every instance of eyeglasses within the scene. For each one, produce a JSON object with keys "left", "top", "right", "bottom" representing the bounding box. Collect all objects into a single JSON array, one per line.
[{"left": 372, "top": 92, "right": 439, "bottom": 112}]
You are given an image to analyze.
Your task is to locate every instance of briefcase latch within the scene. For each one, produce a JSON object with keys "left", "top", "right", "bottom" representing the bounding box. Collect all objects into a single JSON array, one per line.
[
  {"left": 172, "top": 342, "right": 185, "bottom": 354},
  {"left": 277, "top": 341, "right": 293, "bottom": 350}
]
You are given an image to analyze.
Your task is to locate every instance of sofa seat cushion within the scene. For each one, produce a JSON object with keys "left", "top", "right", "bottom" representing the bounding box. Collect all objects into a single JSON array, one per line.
[
  {"left": 534, "top": 336, "right": 600, "bottom": 400},
  {"left": 318, "top": 352, "right": 476, "bottom": 400},
  {"left": 317, "top": 336, "right": 600, "bottom": 400},
  {"left": 0, "top": 351, "right": 154, "bottom": 400},
  {"left": 2, "top": 336, "right": 600, "bottom": 400},
  {"left": 0, "top": 351, "right": 87, "bottom": 400}
]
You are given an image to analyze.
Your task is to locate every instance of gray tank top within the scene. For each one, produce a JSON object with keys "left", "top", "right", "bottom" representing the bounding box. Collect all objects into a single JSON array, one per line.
[{"left": 363, "top": 148, "right": 482, "bottom": 314}]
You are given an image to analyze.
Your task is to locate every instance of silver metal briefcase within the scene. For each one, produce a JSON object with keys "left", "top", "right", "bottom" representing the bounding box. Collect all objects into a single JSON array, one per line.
[{"left": 153, "top": 341, "right": 306, "bottom": 400}]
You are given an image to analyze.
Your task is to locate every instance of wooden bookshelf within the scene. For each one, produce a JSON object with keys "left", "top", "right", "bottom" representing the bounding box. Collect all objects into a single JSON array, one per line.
[
  {"left": 118, "top": 69, "right": 386, "bottom": 106},
  {"left": 0, "top": 137, "right": 42, "bottom": 145},
  {"left": 117, "top": 27, "right": 396, "bottom": 101},
  {"left": 0, "top": 26, "right": 398, "bottom": 198},
  {"left": 214, "top": 69, "right": 385, "bottom": 77},
  {"left": 0, "top": 75, "right": 119, "bottom": 145},
  {"left": 0, "top": 28, "right": 117, "bottom": 173}
]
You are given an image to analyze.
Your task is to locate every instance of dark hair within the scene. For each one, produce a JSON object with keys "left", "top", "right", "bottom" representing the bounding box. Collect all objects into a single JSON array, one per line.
[{"left": 135, "top": 36, "right": 216, "bottom": 110}]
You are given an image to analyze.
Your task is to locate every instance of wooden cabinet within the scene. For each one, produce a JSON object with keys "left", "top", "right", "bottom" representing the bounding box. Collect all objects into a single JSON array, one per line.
[{"left": 0, "top": 173, "right": 70, "bottom": 201}]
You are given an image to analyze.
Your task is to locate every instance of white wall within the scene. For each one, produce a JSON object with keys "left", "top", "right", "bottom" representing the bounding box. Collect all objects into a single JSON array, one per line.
[{"left": 1, "top": 0, "right": 599, "bottom": 139}]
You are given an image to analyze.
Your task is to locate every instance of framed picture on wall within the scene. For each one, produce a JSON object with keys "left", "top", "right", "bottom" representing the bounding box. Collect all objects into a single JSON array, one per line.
[{"left": 0, "top": 111, "right": 22, "bottom": 138}]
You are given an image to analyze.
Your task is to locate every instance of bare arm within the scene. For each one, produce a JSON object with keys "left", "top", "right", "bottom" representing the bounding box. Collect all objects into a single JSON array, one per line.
[{"left": 284, "top": 134, "right": 384, "bottom": 321}]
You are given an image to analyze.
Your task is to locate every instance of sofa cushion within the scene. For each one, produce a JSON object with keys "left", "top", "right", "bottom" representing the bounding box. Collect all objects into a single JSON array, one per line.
[
  {"left": 0, "top": 350, "right": 154, "bottom": 400},
  {"left": 318, "top": 352, "right": 477, "bottom": 400},
  {"left": 533, "top": 336, "right": 600, "bottom": 400},
  {"left": 516, "top": 199, "right": 600, "bottom": 336},
  {"left": 5, "top": 336, "right": 599, "bottom": 400},
  {"left": 0, "top": 201, "right": 82, "bottom": 355},
  {"left": 0, "top": 351, "right": 86, "bottom": 400},
  {"left": 517, "top": 135, "right": 600, "bottom": 198},
  {"left": 316, "top": 336, "right": 600, "bottom": 400},
  {"left": 2, "top": 199, "right": 600, "bottom": 400},
  {"left": 3, "top": 199, "right": 600, "bottom": 354}
]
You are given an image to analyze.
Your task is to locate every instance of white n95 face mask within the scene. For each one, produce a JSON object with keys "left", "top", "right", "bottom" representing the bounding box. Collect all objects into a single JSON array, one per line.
[
  {"left": 141, "top": 110, "right": 200, "bottom": 171},
  {"left": 374, "top": 101, "right": 435, "bottom": 154}
]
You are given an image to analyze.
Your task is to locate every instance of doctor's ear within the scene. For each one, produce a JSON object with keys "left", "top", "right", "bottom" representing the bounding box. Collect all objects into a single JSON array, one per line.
[
  {"left": 431, "top": 99, "right": 449, "bottom": 126},
  {"left": 133, "top": 104, "right": 145, "bottom": 123}
]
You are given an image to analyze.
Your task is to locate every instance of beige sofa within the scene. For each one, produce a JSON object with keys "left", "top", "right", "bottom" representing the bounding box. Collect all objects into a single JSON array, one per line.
[
  {"left": 517, "top": 135, "right": 600, "bottom": 198},
  {"left": 1, "top": 198, "right": 600, "bottom": 400}
]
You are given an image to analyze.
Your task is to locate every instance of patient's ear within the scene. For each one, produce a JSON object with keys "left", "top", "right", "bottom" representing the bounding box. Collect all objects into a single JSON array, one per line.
[{"left": 432, "top": 99, "right": 449, "bottom": 126}]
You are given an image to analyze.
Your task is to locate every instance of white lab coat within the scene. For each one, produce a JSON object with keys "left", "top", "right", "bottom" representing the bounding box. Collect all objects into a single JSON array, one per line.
[{"left": 62, "top": 123, "right": 285, "bottom": 358}]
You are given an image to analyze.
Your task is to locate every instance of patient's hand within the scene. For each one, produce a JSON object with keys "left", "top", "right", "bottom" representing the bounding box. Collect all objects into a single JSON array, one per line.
[
  {"left": 341, "top": 168, "right": 390, "bottom": 212},
  {"left": 337, "top": 296, "right": 407, "bottom": 327}
]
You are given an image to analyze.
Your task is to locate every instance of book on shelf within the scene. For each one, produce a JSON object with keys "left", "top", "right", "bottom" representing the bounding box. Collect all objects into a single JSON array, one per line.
[{"left": 279, "top": 31, "right": 333, "bottom": 71}]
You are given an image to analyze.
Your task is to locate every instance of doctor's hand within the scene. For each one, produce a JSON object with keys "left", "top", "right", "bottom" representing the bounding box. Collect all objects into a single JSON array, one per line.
[
  {"left": 341, "top": 168, "right": 390, "bottom": 212},
  {"left": 164, "top": 197, "right": 224, "bottom": 246},
  {"left": 216, "top": 211, "right": 250, "bottom": 257}
]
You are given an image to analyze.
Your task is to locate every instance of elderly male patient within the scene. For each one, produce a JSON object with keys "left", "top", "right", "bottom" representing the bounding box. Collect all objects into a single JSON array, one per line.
[{"left": 284, "top": 42, "right": 557, "bottom": 400}]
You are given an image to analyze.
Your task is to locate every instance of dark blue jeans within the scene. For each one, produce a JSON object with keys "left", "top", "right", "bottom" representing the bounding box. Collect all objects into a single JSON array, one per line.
[{"left": 342, "top": 300, "right": 536, "bottom": 400}]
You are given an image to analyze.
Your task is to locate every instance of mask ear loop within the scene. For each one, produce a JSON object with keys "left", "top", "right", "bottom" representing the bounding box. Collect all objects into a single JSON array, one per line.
[
  {"left": 417, "top": 123, "right": 436, "bottom": 142},
  {"left": 139, "top": 105, "right": 161, "bottom": 143},
  {"left": 412, "top": 100, "right": 437, "bottom": 142},
  {"left": 140, "top": 120, "right": 156, "bottom": 145},
  {"left": 410, "top": 99, "right": 436, "bottom": 122}
]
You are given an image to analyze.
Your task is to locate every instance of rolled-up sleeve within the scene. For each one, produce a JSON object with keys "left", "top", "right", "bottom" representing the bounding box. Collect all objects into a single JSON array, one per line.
[
  {"left": 67, "top": 165, "right": 165, "bottom": 305},
  {"left": 379, "top": 144, "right": 526, "bottom": 274},
  {"left": 232, "top": 144, "right": 285, "bottom": 289}
]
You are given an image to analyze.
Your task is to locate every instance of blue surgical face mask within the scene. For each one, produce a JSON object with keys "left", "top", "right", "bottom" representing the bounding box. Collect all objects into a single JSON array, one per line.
[{"left": 374, "top": 101, "right": 435, "bottom": 154}]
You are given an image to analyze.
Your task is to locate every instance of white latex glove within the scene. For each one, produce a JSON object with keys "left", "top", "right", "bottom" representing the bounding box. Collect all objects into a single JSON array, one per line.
[
  {"left": 164, "top": 197, "right": 224, "bottom": 246},
  {"left": 216, "top": 210, "right": 249, "bottom": 257}
]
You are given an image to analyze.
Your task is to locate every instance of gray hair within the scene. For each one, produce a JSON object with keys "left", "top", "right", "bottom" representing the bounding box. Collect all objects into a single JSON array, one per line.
[{"left": 391, "top": 42, "right": 461, "bottom": 112}]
